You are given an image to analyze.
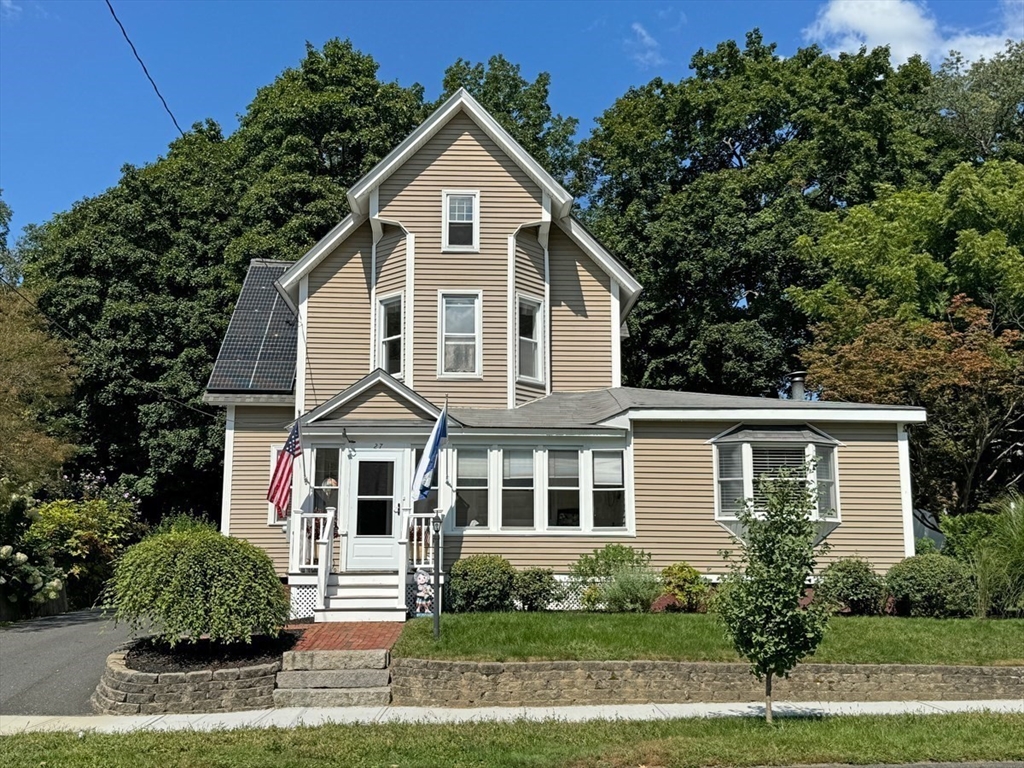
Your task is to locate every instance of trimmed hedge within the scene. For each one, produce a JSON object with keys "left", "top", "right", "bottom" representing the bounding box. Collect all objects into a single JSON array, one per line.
[
  {"left": 447, "top": 554, "right": 517, "bottom": 612},
  {"left": 884, "top": 554, "right": 976, "bottom": 618},
  {"left": 817, "top": 557, "right": 884, "bottom": 616}
]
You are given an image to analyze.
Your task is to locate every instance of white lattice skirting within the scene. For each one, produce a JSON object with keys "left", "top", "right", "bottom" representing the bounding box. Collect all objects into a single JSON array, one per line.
[{"left": 289, "top": 585, "right": 317, "bottom": 620}]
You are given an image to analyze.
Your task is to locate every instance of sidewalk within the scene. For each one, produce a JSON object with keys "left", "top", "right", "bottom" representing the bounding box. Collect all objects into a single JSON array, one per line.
[{"left": 1, "top": 699, "right": 1020, "bottom": 735}]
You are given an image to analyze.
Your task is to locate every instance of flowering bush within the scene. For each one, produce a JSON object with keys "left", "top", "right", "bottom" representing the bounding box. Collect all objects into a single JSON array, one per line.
[{"left": 0, "top": 545, "right": 64, "bottom": 619}]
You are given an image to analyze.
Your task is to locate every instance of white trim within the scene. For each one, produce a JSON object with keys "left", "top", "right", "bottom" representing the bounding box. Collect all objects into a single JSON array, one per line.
[
  {"left": 346, "top": 89, "right": 572, "bottom": 219},
  {"left": 377, "top": 292, "right": 404, "bottom": 378},
  {"left": 220, "top": 405, "right": 235, "bottom": 535},
  {"left": 897, "top": 423, "right": 915, "bottom": 557},
  {"left": 369, "top": 187, "right": 382, "bottom": 243},
  {"left": 437, "top": 289, "right": 484, "bottom": 379},
  {"left": 507, "top": 234, "right": 516, "bottom": 407},
  {"left": 611, "top": 408, "right": 927, "bottom": 425},
  {"left": 405, "top": 233, "right": 416, "bottom": 388},
  {"left": 441, "top": 189, "right": 480, "bottom": 253},
  {"left": 204, "top": 394, "right": 295, "bottom": 407},
  {"left": 515, "top": 291, "right": 545, "bottom": 387},
  {"left": 544, "top": 234, "right": 551, "bottom": 396},
  {"left": 296, "top": 276, "right": 309, "bottom": 414},
  {"left": 304, "top": 369, "right": 441, "bottom": 424},
  {"left": 610, "top": 281, "right": 621, "bottom": 388},
  {"left": 369, "top": 211, "right": 378, "bottom": 373},
  {"left": 277, "top": 213, "right": 363, "bottom": 299}
]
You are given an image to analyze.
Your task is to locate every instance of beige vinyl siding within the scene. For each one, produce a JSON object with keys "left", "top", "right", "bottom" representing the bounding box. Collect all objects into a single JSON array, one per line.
[
  {"left": 229, "top": 406, "right": 293, "bottom": 575},
  {"left": 515, "top": 229, "right": 546, "bottom": 406},
  {"left": 549, "top": 226, "right": 612, "bottom": 392},
  {"left": 376, "top": 229, "right": 406, "bottom": 298},
  {"left": 378, "top": 112, "right": 542, "bottom": 409},
  {"left": 327, "top": 385, "right": 430, "bottom": 421},
  {"left": 446, "top": 420, "right": 908, "bottom": 574},
  {"left": 305, "top": 221, "right": 373, "bottom": 411}
]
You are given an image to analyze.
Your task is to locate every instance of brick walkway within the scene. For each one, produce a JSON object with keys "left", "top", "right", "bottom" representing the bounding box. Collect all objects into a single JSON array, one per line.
[{"left": 286, "top": 622, "right": 403, "bottom": 652}]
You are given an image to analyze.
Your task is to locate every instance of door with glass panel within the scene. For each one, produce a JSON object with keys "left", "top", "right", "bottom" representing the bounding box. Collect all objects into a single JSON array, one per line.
[{"left": 346, "top": 448, "right": 405, "bottom": 571}]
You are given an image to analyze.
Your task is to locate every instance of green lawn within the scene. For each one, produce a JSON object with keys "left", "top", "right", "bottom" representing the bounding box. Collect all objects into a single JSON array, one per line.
[
  {"left": 1, "top": 714, "right": 1021, "bottom": 768},
  {"left": 394, "top": 613, "right": 1024, "bottom": 666}
]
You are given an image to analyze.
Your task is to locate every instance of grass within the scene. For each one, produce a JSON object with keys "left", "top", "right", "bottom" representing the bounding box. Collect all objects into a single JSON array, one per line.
[
  {"left": 1, "top": 713, "right": 1021, "bottom": 767},
  {"left": 393, "top": 612, "right": 1024, "bottom": 666}
]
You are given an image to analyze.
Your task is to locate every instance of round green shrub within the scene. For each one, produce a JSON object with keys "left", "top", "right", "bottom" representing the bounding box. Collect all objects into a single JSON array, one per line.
[
  {"left": 600, "top": 564, "right": 661, "bottom": 613},
  {"left": 105, "top": 527, "right": 289, "bottom": 645},
  {"left": 513, "top": 567, "right": 558, "bottom": 611},
  {"left": 660, "top": 562, "right": 709, "bottom": 612},
  {"left": 447, "top": 554, "right": 516, "bottom": 612},
  {"left": 816, "top": 557, "right": 884, "bottom": 615},
  {"left": 884, "top": 554, "right": 977, "bottom": 618}
]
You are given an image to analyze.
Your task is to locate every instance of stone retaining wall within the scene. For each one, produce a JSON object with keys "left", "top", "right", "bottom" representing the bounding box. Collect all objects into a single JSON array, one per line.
[
  {"left": 91, "top": 652, "right": 280, "bottom": 715},
  {"left": 391, "top": 659, "right": 1024, "bottom": 707}
]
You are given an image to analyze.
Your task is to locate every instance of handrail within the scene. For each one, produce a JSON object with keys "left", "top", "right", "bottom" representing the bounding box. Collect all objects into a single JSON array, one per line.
[
  {"left": 407, "top": 511, "right": 436, "bottom": 571},
  {"left": 292, "top": 512, "right": 328, "bottom": 571},
  {"left": 316, "top": 506, "right": 337, "bottom": 611}
]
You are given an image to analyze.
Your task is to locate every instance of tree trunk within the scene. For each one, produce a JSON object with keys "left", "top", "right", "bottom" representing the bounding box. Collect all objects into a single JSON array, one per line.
[{"left": 765, "top": 672, "right": 773, "bottom": 724}]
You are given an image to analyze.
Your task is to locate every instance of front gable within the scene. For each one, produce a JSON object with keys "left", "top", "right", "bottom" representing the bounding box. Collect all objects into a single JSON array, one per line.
[{"left": 302, "top": 369, "right": 445, "bottom": 425}]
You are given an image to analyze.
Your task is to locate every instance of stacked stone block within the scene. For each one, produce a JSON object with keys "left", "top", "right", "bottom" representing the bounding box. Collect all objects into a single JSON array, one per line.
[
  {"left": 91, "top": 652, "right": 279, "bottom": 715},
  {"left": 272, "top": 650, "right": 391, "bottom": 707},
  {"left": 391, "top": 659, "right": 1024, "bottom": 707}
]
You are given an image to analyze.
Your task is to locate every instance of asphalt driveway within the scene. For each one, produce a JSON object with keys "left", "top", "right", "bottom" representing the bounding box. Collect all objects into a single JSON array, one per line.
[{"left": 0, "top": 609, "right": 138, "bottom": 715}]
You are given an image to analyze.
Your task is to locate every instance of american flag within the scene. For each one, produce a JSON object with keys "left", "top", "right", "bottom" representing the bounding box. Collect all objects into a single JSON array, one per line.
[{"left": 267, "top": 422, "right": 302, "bottom": 521}]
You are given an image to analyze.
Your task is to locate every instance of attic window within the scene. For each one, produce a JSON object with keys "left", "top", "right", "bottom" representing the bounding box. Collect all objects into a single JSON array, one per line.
[{"left": 443, "top": 190, "right": 479, "bottom": 251}]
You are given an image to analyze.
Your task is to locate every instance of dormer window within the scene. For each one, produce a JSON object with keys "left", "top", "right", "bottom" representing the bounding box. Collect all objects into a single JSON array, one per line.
[
  {"left": 443, "top": 190, "right": 479, "bottom": 252},
  {"left": 378, "top": 294, "right": 402, "bottom": 376}
]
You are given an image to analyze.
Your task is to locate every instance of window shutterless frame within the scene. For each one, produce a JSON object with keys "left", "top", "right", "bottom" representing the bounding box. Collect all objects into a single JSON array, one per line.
[
  {"left": 441, "top": 189, "right": 480, "bottom": 252},
  {"left": 377, "top": 293, "right": 403, "bottom": 377},
  {"left": 438, "top": 290, "right": 483, "bottom": 378},
  {"left": 516, "top": 293, "right": 544, "bottom": 385}
]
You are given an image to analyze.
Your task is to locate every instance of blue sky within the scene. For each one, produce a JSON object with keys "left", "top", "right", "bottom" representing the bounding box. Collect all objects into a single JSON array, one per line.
[{"left": 1, "top": 0, "right": 1020, "bottom": 241}]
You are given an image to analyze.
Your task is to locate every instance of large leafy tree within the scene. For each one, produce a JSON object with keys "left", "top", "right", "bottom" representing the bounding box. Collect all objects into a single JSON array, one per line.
[{"left": 581, "top": 31, "right": 951, "bottom": 395}]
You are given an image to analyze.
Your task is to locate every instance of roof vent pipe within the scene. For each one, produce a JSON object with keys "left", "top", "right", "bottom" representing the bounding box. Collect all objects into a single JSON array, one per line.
[{"left": 789, "top": 371, "right": 807, "bottom": 401}]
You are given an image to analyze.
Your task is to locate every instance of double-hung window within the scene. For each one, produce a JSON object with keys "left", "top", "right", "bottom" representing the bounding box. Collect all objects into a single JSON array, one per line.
[
  {"left": 517, "top": 296, "right": 543, "bottom": 384},
  {"left": 548, "top": 450, "right": 580, "bottom": 528},
  {"left": 440, "top": 292, "right": 481, "bottom": 376},
  {"left": 714, "top": 426, "right": 840, "bottom": 520},
  {"left": 378, "top": 295, "right": 402, "bottom": 376},
  {"left": 454, "top": 449, "right": 488, "bottom": 528},
  {"left": 442, "top": 190, "right": 479, "bottom": 251},
  {"left": 593, "top": 451, "right": 626, "bottom": 528},
  {"left": 501, "top": 449, "right": 534, "bottom": 528}
]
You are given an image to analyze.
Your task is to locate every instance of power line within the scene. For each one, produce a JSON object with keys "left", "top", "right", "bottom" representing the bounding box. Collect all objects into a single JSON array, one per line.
[
  {"left": 0, "top": 275, "right": 218, "bottom": 421},
  {"left": 103, "top": 0, "right": 185, "bottom": 138}
]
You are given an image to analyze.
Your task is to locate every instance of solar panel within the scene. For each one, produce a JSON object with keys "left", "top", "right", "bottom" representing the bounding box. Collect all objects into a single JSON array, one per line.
[{"left": 207, "top": 260, "right": 297, "bottom": 393}]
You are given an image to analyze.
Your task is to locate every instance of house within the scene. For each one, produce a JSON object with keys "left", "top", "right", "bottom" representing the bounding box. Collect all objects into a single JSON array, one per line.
[{"left": 204, "top": 89, "right": 926, "bottom": 622}]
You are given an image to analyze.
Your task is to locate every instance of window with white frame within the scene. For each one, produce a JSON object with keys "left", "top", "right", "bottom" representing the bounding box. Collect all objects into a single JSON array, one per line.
[
  {"left": 517, "top": 296, "right": 543, "bottom": 383},
  {"left": 454, "top": 448, "right": 488, "bottom": 528},
  {"left": 714, "top": 427, "right": 839, "bottom": 520},
  {"left": 440, "top": 293, "right": 481, "bottom": 376},
  {"left": 593, "top": 451, "right": 626, "bottom": 528},
  {"left": 548, "top": 450, "right": 580, "bottom": 528},
  {"left": 443, "top": 190, "right": 479, "bottom": 251},
  {"left": 378, "top": 295, "right": 402, "bottom": 376},
  {"left": 502, "top": 449, "right": 535, "bottom": 528}
]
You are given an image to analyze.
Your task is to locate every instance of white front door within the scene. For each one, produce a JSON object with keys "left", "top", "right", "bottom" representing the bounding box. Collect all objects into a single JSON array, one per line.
[{"left": 346, "top": 448, "right": 405, "bottom": 571}]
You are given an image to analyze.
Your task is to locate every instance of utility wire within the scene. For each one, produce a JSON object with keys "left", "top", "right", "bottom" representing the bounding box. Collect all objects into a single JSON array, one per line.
[
  {"left": 1, "top": 275, "right": 218, "bottom": 421},
  {"left": 104, "top": 0, "right": 185, "bottom": 138}
]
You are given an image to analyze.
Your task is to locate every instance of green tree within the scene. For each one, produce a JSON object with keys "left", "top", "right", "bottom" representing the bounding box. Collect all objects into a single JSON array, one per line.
[
  {"left": 440, "top": 55, "right": 578, "bottom": 183},
  {"left": 715, "top": 468, "right": 832, "bottom": 723},
  {"left": 581, "top": 31, "right": 943, "bottom": 395}
]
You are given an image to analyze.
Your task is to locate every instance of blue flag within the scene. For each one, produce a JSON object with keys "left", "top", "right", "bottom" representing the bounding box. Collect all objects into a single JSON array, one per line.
[{"left": 411, "top": 403, "right": 447, "bottom": 501}]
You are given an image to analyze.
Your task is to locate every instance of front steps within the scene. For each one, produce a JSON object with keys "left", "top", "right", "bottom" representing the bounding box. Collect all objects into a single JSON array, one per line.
[
  {"left": 273, "top": 650, "right": 391, "bottom": 707},
  {"left": 315, "top": 572, "right": 408, "bottom": 623}
]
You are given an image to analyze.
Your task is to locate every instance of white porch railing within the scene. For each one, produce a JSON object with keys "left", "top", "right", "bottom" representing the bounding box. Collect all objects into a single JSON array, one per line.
[
  {"left": 407, "top": 512, "right": 438, "bottom": 571},
  {"left": 290, "top": 512, "right": 328, "bottom": 571},
  {"left": 315, "top": 506, "right": 337, "bottom": 611}
]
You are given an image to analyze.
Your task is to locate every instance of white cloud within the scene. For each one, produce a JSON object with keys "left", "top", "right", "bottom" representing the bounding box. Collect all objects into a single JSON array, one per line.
[
  {"left": 1, "top": 0, "right": 23, "bottom": 21},
  {"left": 627, "top": 22, "right": 667, "bottom": 69},
  {"left": 804, "top": 0, "right": 1023, "bottom": 64}
]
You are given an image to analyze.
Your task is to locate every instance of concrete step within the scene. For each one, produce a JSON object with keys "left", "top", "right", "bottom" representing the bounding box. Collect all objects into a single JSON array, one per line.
[
  {"left": 325, "top": 596, "right": 402, "bottom": 611},
  {"left": 272, "top": 687, "right": 391, "bottom": 708},
  {"left": 282, "top": 649, "right": 389, "bottom": 671},
  {"left": 276, "top": 669, "right": 389, "bottom": 689},
  {"left": 314, "top": 607, "right": 408, "bottom": 622},
  {"left": 330, "top": 572, "right": 399, "bottom": 586},
  {"left": 326, "top": 585, "right": 400, "bottom": 599}
]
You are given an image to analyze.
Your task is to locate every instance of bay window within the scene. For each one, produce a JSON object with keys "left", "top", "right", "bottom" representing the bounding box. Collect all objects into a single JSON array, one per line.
[{"left": 440, "top": 292, "right": 482, "bottom": 376}]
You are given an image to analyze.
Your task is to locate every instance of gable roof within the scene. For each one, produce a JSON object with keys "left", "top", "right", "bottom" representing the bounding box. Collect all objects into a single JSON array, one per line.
[
  {"left": 300, "top": 369, "right": 462, "bottom": 427},
  {"left": 206, "top": 260, "right": 296, "bottom": 394},
  {"left": 275, "top": 89, "right": 642, "bottom": 318}
]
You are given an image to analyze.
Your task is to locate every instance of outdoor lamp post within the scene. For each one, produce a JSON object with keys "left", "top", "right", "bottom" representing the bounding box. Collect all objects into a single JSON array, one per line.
[{"left": 432, "top": 513, "right": 442, "bottom": 639}]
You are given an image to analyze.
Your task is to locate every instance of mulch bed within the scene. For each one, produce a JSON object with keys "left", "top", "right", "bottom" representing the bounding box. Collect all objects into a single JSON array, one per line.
[{"left": 124, "top": 630, "right": 303, "bottom": 674}]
